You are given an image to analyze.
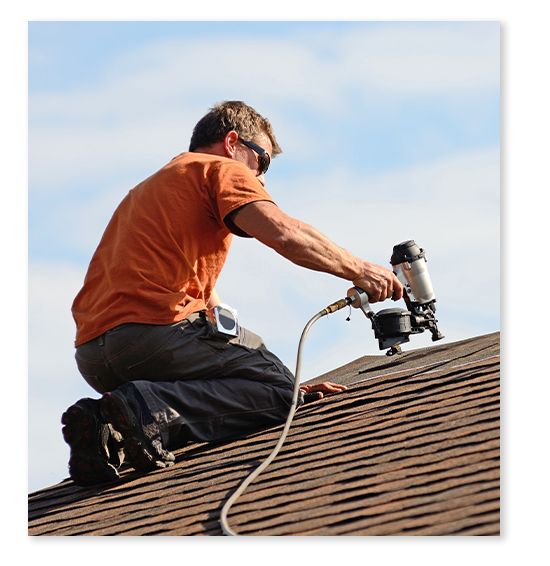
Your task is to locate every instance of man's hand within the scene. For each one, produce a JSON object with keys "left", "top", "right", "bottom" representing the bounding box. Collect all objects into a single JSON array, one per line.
[
  {"left": 353, "top": 261, "right": 404, "bottom": 304},
  {"left": 300, "top": 381, "right": 348, "bottom": 400}
]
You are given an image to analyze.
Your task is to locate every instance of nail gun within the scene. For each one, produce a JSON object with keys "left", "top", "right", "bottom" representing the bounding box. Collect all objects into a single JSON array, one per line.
[{"left": 327, "top": 240, "right": 444, "bottom": 356}]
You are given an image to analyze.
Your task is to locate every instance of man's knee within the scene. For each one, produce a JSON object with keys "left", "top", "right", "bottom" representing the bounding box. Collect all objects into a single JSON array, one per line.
[{"left": 274, "top": 380, "right": 303, "bottom": 417}]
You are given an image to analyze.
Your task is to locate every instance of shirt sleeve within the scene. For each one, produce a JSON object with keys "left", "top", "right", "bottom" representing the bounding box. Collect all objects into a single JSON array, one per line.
[{"left": 208, "top": 159, "right": 276, "bottom": 235}]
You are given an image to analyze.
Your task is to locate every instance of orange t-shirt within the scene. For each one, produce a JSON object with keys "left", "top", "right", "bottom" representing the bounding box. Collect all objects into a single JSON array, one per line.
[{"left": 72, "top": 152, "right": 274, "bottom": 346}]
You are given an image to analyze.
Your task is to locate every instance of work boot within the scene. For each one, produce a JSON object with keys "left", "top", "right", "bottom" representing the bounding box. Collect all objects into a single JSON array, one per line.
[
  {"left": 100, "top": 385, "right": 175, "bottom": 473},
  {"left": 61, "top": 398, "right": 123, "bottom": 486}
]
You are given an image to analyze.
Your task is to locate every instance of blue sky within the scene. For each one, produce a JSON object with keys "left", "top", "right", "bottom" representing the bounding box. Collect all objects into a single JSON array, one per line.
[{"left": 28, "top": 21, "right": 500, "bottom": 492}]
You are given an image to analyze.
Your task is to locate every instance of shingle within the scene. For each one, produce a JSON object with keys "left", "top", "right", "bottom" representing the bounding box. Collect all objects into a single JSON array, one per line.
[{"left": 28, "top": 331, "right": 500, "bottom": 536}]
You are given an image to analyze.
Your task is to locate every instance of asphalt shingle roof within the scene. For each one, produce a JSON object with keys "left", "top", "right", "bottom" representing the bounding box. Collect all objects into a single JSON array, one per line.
[{"left": 28, "top": 331, "right": 500, "bottom": 536}]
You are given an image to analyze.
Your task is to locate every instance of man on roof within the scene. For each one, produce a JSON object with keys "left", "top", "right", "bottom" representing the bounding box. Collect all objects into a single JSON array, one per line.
[{"left": 63, "top": 101, "right": 403, "bottom": 486}]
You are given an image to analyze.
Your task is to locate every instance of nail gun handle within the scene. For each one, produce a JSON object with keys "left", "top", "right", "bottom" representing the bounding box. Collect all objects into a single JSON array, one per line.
[{"left": 346, "top": 287, "right": 374, "bottom": 318}]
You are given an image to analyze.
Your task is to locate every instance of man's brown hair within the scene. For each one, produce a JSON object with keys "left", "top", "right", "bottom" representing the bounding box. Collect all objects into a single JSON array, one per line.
[{"left": 189, "top": 101, "right": 282, "bottom": 156}]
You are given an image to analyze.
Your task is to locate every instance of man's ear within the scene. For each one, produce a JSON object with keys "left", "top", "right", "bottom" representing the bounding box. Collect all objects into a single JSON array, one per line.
[{"left": 223, "top": 130, "right": 239, "bottom": 158}]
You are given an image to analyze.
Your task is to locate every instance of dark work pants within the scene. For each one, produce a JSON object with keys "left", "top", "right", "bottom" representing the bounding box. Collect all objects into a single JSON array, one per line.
[{"left": 74, "top": 312, "right": 301, "bottom": 450}]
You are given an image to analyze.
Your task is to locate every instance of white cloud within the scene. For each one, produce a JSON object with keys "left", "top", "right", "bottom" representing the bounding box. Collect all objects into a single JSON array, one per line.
[
  {"left": 28, "top": 262, "right": 99, "bottom": 492},
  {"left": 338, "top": 24, "right": 500, "bottom": 94},
  {"left": 29, "top": 23, "right": 499, "bottom": 191},
  {"left": 28, "top": 262, "right": 85, "bottom": 384}
]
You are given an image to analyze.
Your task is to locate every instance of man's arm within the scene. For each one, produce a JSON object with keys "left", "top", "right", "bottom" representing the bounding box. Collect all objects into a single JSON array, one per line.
[{"left": 229, "top": 201, "right": 403, "bottom": 303}]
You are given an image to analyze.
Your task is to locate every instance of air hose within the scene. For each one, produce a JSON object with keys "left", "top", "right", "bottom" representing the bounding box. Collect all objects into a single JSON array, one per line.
[{"left": 219, "top": 297, "right": 351, "bottom": 536}]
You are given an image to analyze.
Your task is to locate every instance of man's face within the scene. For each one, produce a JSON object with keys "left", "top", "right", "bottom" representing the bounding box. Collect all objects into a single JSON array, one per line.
[{"left": 234, "top": 132, "right": 273, "bottom": 184}]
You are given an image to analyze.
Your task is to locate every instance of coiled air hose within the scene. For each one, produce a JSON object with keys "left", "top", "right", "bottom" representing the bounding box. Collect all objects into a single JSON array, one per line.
[{"left": 219, "top": 297, "right": 351, "bottom": 536}]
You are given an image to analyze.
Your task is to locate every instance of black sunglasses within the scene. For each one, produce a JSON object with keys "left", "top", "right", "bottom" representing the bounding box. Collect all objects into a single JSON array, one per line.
[{"left": 239, "top": 139, "right": 271, "bottom": 175}]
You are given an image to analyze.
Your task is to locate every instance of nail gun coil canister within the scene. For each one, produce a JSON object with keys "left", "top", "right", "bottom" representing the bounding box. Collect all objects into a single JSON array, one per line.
[{"left": 374, "top": 308, "right": 412, "bottom": 338}]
